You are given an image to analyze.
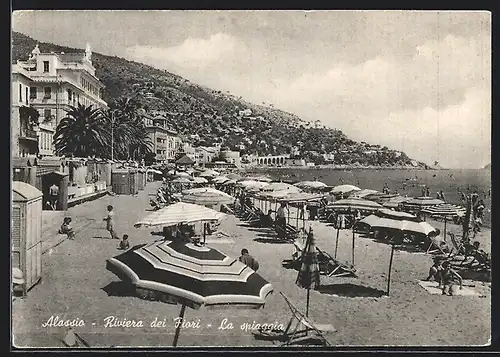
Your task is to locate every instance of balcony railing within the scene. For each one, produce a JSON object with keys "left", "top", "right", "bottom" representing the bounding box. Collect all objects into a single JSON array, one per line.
[{"left": 19, "top": 128, "right": 38, "bottom": 141}]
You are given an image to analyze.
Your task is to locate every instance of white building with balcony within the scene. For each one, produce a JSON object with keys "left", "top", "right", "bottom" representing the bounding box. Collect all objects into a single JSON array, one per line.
[
  {"left": 12, "top": 65, "right": 38, "bottom": 158},
  {"left": 15, "top": 44, "right": 108, "bottom": 156}
]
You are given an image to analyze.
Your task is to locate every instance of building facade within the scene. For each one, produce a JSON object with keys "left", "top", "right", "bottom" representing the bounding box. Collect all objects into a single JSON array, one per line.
[
  {"left": 194, "top": 146, "right": 217, "bottom": 166},
  {"left": 219, "top": 150, "right": 241, "bottom": 168},
  {"left": 143, "top": 114, "right": 179, "bottom": 164},
  {"left": 12, "top": 65, "right": 38, "bottom": 158},
  {"left": 13, "top": 44, "right": 108, "bottom": 157}
]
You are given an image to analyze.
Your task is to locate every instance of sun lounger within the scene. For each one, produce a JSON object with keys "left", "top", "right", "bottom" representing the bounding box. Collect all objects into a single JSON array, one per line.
[
  {"left": 316, "top": 247, "right": 357, "bottom": 278},
  {"left": 283, "top": 244, "right": 357, "bottom": 278},
  {"left": 447, "top": 232, "right": 466, "bottom": 256},
  {"left": 425, "top": 236, "right": 450, "bottom": 255},
  {"left": 252, "top": 292, "right": 333, "bottom": 346}
]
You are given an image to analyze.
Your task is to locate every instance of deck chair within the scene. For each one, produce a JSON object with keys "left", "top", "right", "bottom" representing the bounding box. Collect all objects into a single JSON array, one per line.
[
  {"left": 425, "top": 236, "right": 450, "bottom": 255},
  {"left": 274, "top": 223, "right": 296, "bottom": 242},
  {"left": 220, "top": 204, "right": 235, "bottom": 215},
  {"left": 283, "top": 244, "right": 357, "bottom": 278},
  {"left": 447, "top": 232, "right": 466, "bottom": 257},
  {"left": 459, "top": 249, "right": 491, "bottom": 272},
  {"left": 249, "top": 212, "right": 275, "bottom": 229},
  {"left": 316, "top": 247, "right": 357, "bottom": 278},
  {"left": 252, "top": 292, "right": 333, "bottom": 346}
]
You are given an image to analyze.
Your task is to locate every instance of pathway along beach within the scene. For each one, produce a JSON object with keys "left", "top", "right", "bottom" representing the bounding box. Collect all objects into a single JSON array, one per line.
[{"left": 12, "top": 181, "right": 490, "bottom": 347}]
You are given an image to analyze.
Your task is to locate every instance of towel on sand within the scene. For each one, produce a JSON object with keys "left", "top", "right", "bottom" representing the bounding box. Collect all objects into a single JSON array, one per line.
[{"left": 417, "top": 280, "right": 479, "bottom": 296}]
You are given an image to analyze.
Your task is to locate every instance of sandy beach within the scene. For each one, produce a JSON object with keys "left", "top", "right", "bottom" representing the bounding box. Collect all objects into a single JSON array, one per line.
[{"left": 12, "top": 181, "right": 491, "bottom": 348}]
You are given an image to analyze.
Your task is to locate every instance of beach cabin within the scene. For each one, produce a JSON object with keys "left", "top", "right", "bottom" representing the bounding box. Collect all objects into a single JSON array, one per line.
[{"left": 12, "top": 182, "right": 43, "bottom": 296}]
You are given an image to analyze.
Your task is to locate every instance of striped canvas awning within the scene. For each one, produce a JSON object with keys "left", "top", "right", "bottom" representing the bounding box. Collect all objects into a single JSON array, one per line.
[
  {"left": 327, "top": 198, "right": 383, "bottom": 212},
  {"left": 135, "top": 202, "right": 226, "bottom": 228},
  {"left": 106, "top": 241, "right": 274, "bottom": 308},
  {"left": 421, "top": 203, "right": 466, "bottom": 217}
]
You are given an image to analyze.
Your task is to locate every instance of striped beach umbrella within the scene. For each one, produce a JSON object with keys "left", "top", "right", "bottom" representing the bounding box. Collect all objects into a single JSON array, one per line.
[
  {"left": 199, "top": 169, "right": 220, "bottom": 178},
  {"left": 211, "top": 176, "right": 229, "bottom": 184},
  {"left": 183, "top": 187, "right": 233, "bottom": 198},
  {"left": 351, "top": 189, "right": 379, "bottom": 198},
  {"left": 181, "top": 190, "right": 235, "bottom": 206},
  {"left": 226, "top": 173, "right": 243, "bottom": 181},
  {"left": 294, "top": 181, "right": 328, "bottom": 190},
  {"left": 421, "top": 203, "right": 466, "bottom": 217},
  {"left": 171, "top": 177, "right": 192, "bottom": 184},
  {"left": 221, "top": 179, "right": 237, "bottom": 186},
  {"left": 134, "top": 202, "right": 226, "bottom": 228},
  {"left": 382, "top": 196, "right": 411, "bottom": 209},
  {"left": 175, "top": 172, "right": 191, "bottom": 178},
  {"left": 403, "top": 197, "right": 445, "bottom": 209},
  {"left": 261, "top": 182, "right": 302, "bottom": 193},
  {"left": 295, "top": 228, "right": 320, "bottom": 317},
  {"left": 422, "top": 203, "right": 466, "bottom": 240},
  {"left": 237, "top": 180, "right": 269, "bottom": 190},
  {"left": 359, "top": 209, "right": 438, "bottom": 236},
  {"left": 326, "top": 198, "right": 381, "bottom": 265},
  {"left": 331, "top": 184, "right": 361, "bottom": 195},
  {"left": 327, "top": 198, "right": 383, "bottom": 213},
  {"left": 106, "top": 240, "right": 273, "bottom": 346},
  {"left": 192, "top": 177, "right": 208, "bottom": 184}
]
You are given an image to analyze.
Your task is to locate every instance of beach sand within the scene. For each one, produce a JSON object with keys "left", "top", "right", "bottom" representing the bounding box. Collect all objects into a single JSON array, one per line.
[{"left": 12, "top": 182, "right": 491, "bottom": 348}]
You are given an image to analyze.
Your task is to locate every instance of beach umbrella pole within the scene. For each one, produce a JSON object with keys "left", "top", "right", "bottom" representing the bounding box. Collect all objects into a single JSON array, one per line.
[
  {"left": 443, "top": 217, "right": 447, "bottom": 242},
  {"left": 203, "top": 222, "right": 206, "bottom": 245},
  {"left": 386, "top": 244, "right": 395, "bottom": 296},
  {"left": 306, "top": 288, "right": 310, "bottom": 317},
  {"left": 334, "top": 228, "right": 340, "bottom": 259},
  {"left": 172, "top": 304, "right": 187, "bottom": 347},
  {"left": 352, "top": 228, "right": 355, "bottom": 267}
]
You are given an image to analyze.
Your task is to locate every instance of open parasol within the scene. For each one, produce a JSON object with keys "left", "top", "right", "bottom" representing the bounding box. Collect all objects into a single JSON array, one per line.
[{"left": 106, "top": 240, "right": 273, "bottom": 346}]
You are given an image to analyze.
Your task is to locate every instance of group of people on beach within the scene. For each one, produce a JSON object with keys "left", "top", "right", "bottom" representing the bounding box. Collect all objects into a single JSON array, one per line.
[{"left": 59, "top": 204, "right": 129, "bottom": 250}]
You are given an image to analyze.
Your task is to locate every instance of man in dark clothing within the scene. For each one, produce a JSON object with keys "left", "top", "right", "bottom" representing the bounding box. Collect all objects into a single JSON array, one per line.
[
  {"left": 276, "top": 202, "right": 287, "bottom": 237},
  {"left": 239, "top": 248, "right": 259, "bottom": 271}
]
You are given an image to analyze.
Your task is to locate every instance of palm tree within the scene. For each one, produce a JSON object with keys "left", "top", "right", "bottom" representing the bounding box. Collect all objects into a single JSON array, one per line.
[
  {"left": 102, "top": 97, "right": 152, "bottom": 160},
  {"left": 53, "top": 104, "right": 108, "bottom": 157}
]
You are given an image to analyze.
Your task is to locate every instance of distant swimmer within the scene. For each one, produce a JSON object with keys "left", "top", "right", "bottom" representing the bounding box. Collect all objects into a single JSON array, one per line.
[{"left": 433, "top": 174, "right": 437, "bottom": 178}]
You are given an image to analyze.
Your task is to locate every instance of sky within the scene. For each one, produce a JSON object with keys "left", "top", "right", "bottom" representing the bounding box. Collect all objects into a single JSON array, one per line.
[{"left": 12, "top": 10, "right": 491, "bottom": 168}]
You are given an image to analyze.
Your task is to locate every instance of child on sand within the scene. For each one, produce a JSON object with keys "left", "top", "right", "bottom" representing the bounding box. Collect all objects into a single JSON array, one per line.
[
  {"left": 59, "top": 217, "right": 75, "bottom": 240},
  {"left": 118, "top": 234, "right": 130, "bottom": 250},
  {"left": 425, "top": 258, "right": 443, "bottom": 285},
  {"left": 440, "top": 261, "right": 463, "bottom": 296},
  {"left": 103, "top": 205, "right": 118, "bottom": 239}
]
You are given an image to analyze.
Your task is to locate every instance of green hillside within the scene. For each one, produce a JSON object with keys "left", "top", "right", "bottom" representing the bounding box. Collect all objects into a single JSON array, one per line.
[{"left": 12, "top": 31, "right": 427, "bottom": 168}]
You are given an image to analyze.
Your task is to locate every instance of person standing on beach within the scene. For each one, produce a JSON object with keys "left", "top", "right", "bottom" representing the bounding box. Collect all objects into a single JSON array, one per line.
[
  {"left": 276, "top": 202, "right": 287, "bottom": 237},
  {"left": 49, "top": 183, "right": 59, "bottom": 210},
  {"left": 103, "top": 205, "right": 118, "bottom": 239}
]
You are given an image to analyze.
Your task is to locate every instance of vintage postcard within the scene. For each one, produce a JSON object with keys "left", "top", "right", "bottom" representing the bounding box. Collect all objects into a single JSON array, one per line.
[{"left": 11, "top": 10, "right": 491, "bottom": 349}]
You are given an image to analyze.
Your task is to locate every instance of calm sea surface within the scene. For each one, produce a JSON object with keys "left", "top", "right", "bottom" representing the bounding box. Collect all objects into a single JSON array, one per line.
[{"left": 248, "top": 168, "right": 492, "bottom": 227}]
